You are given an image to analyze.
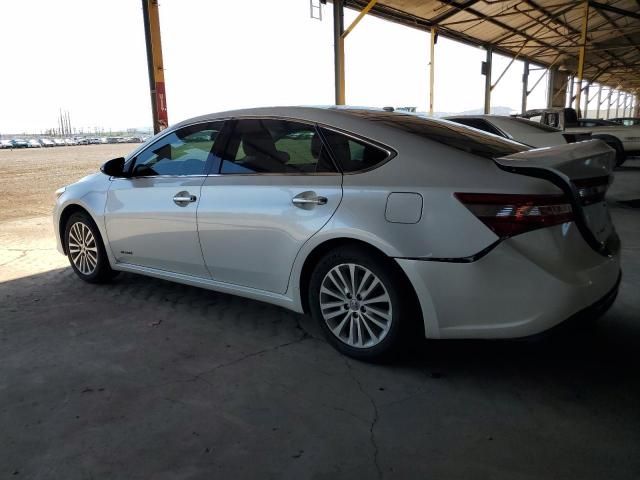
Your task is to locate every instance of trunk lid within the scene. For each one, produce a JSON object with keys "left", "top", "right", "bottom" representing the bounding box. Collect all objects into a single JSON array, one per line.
[{"left": 494, "top": 139, "right": 618, "bottom": 256}]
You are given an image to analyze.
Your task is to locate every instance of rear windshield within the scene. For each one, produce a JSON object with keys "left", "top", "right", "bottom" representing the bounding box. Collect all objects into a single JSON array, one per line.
[
  {"left": 509, "top": 117, "right": 561, "bottom": 132},
  {"left": 339, "top": 109, "right": 527, "bottom": 159}
]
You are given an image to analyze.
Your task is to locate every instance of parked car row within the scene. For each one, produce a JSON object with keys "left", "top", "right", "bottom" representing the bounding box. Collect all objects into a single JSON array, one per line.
[{"left": 0, "top": 136, "right": 147, "bottom": 149}]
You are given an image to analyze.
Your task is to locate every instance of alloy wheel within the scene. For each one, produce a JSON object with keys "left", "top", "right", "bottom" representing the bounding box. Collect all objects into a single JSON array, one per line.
[
  {"left": 319, "top": 263, "right": 393, "bottom": 348},
  {"left": 68, "top": 221, "right": 98, "bottom": 275}
]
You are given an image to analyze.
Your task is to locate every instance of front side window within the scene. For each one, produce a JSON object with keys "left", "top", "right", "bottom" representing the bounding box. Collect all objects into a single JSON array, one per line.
[
  {"left": 319, "top": 128, "right": 390, "bottom": 173},
  {"left": 131, "top": 122, "right": 223, "bottom": 176},
  {"left": 221, "top": 119, "right": 336, "bottom": 174}
]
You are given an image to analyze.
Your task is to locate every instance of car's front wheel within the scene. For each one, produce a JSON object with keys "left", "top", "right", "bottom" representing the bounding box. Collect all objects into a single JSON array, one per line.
[
  {"left": 64, "top": 212, "right": 116, "bottom": 283},
  {"left": 308, "top": 246, "right": 415, "bottom": 361}
]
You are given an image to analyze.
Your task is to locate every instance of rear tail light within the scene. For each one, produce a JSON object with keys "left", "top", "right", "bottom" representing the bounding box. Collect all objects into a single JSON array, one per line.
[
  {"left": 454, "top": 193, "right": 574, "bottom": 238},
  {"left": 573, "top": 176, "right": 610, "bottom": 206}
]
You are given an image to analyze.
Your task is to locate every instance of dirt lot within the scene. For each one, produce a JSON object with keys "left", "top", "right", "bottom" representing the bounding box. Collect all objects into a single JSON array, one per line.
[
  {"left": 0, "top": 145, "right": 132, "bottom": 222},
  {"left": 1, "top": 148, "right": 639, "bottom": 479}
]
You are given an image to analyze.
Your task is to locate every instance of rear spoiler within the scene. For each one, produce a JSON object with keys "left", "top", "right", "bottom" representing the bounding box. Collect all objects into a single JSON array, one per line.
[
  {"left": 493, "top": 140, "right": 618, "bottom": 257},
  {"left": 495, "top": 139, "right": 614, "bottom": 181}
]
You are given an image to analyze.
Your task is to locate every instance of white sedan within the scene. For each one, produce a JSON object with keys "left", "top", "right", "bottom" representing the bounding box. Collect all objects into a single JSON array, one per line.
[{"left": 53, "top": 107, "right": 621, "bottom": 360}]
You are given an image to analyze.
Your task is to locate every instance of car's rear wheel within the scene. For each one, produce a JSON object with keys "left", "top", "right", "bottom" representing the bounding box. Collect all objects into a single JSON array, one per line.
[
  {"left": 308, "top": 246, "right": 414, "bottom": 361},
  {"left": 64, "top": 212, "right": 116, "bottom": 283}
]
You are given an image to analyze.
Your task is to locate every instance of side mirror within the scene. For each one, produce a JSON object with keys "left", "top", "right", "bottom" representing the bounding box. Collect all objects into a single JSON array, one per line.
[{"left": 100, "top": 157, "right": 126, "bottom": 177}]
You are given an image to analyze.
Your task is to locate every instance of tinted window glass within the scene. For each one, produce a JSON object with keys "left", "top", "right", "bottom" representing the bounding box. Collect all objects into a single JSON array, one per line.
[
  {"left": 545, "top": 113, "right": 560, "bottom": 128},
  {"left": 221, "top": 119, "right": 335, "bottom": 174},
  {"left": 336, "top": 110, "right": 525, "bottom": 158},
  {"left": 132, "top": 122, "right": 223, "bottom": 176},
  {"left": 447, "top": 118, "right": 504, "bottom": 136},
  {"left": 319, "top": 128, "right": 389, "bottom": 172},
  {"left": 580, "top": 118, "right": 618, "bottom": 126},
  {"left": 510, "top": 117, "right": 560, "bottom": 132}
]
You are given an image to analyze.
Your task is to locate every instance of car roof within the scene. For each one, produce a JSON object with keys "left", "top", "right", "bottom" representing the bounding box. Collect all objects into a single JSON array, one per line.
[
  {"left": 172, "top": 105, "right": 450, "bottom": 132},
  {"left": 171, "top": 106, "right": 495, "bottom": 146}
]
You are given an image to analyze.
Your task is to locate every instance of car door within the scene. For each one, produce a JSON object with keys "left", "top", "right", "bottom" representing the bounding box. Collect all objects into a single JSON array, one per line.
[
  {"left": 104, "top": 121, "right": 224, "bottom": 278},
  {"left": 197, "top": 118, "right": 343, "bottom": 294}
]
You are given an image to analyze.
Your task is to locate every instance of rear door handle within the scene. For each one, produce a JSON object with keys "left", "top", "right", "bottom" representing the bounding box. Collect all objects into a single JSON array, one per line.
[
  {"left": 292, "top": 191, "right": 328, "bottom": 209},
  {"left": 173, "top": 191, "right": 197, "bottom": 206}
]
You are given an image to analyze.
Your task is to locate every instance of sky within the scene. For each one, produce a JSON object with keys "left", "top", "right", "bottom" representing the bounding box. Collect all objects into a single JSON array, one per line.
[{"left": 1, "top": 0, "right": 555, "bottom": 134}]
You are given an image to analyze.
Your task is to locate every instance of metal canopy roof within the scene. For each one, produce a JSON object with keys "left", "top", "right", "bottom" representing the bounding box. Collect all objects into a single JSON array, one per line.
[{"left": 343, "top": 0, "right": 640, "bottom": 93}]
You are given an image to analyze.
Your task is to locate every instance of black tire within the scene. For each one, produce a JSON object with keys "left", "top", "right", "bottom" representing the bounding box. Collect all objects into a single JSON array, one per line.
[
  {"left": 64, "top": 211, "right": 117, "bottom": 283},
  {"left": 308, "top": 245, "right": 419, "bottom": 361}
]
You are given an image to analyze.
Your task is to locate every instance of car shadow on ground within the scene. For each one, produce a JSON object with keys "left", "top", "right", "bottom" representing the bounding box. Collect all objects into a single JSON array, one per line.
[{"left": 3, "top": 265, "right": 639, "bottom": 389}]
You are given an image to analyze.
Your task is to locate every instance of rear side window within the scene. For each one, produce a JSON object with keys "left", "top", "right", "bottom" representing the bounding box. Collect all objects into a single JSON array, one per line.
[
  {"left": 319, "top": 128, "right": 389, "bottom": 172},
  {"left": 221, "top": 119, "right": 336, "bottom": 174}
]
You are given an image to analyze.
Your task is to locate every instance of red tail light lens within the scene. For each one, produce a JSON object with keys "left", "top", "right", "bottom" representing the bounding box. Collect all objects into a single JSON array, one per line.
[
  {"left": 573, "top": 176, "right": 610, "bottom": 206},
  {"left": 454, "top": 193, "right": 574, "bottom": 238}
]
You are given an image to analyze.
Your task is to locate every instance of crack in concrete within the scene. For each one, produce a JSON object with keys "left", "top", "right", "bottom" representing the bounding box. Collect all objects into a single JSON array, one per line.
[
  {"left": 152, "top": 333, "right": 312, "bottom": 390},
  {"left": 344, "top": 358, "right": 382, "bottom": 480}
]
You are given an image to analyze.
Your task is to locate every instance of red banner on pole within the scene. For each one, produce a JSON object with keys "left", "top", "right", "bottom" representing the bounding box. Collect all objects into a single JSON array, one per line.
[{"left": 155, "top": 81, "right": 168, "bottom": 131}]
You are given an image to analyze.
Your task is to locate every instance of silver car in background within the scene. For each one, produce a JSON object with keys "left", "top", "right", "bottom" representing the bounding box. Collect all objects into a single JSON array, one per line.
[
  {"left": 445, "top": 114, "right": 582, "bottom": 147},
  {"left": 54, "top": 107, "right": 621, "bottom": 360}
]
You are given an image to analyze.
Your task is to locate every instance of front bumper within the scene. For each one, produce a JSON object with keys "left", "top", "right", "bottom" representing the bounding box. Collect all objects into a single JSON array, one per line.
[{"left": 396, "top": 223, "right": 621, "bottom": 339}]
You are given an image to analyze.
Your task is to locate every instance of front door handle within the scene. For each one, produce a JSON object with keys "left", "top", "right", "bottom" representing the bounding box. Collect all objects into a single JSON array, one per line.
[
  {"left": 173, "top": 191, "right": 197, "bottom": 207},
  {"left": 292, "top": 191, "right": 328, "bottom": 209}
]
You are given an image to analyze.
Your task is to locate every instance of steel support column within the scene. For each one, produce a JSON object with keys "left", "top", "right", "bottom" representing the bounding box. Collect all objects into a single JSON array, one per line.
[
  {"left": 583, "top": 83, "right": 590, "bottom": 117},
  {"left": 483, "top": 47, "right": 492, "bottom": 114},
  {"left": 568, "top": 75, "right": 575, "bottom": 108},
  {"left": 625, "top": 93, "right": 631, "bottom": 117},
  {"left": 429, "top": 28, "right": 437, "bottom": 114},
  {"left": 575, "top": 1, "right": 589, "bottom": 117},
  {"left": 333, "top": 0, "right": 377, "bottom": 105},
  {"left": 521, "top": 60, "right": 529, "bottom": 114},
  {"left": 548, "top": 67, "right": 566, "bottom": 108},
  {"left": 615, "top": 91, "right": 621, "bottom": 117},
  {"left": 142, "top": 0, "right": 168, "bottom": 134},
  {"left": 333, "top": 0, "right": 345, "bottom": 105},
  {"left": 606, "top": 90, "right": 613, "bottom": 119},
  {"left": 595, "top": 85, "right": 602, "bottom": 118}
]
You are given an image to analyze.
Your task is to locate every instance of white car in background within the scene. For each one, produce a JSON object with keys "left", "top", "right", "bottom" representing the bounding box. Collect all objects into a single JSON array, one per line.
[
  {"left": 444, "top": 115, "right": 586, "bottom": 148},
  {"left": 521, "top": 108, "right": 637, "bottom": 164}
]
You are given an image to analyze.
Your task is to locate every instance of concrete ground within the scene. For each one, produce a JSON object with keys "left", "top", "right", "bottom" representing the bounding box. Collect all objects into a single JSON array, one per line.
[{"left": 1, "top": 148, "right": 639, "bottom": 479}]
